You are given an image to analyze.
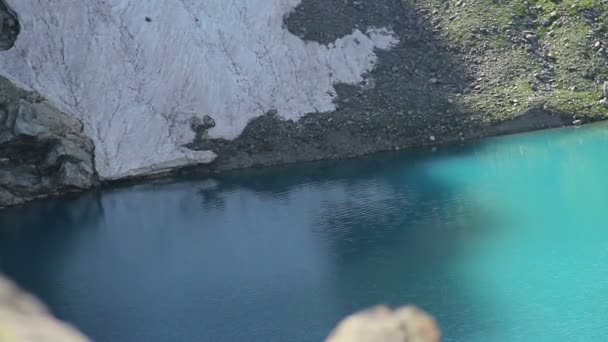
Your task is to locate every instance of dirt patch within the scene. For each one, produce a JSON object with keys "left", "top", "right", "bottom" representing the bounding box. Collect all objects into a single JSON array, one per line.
[
  {"left": 189, "top": 0, "right": 593, "bottom": 171},
  {"left": 191, "top": 0, "right": 477, "bottom": 169}
]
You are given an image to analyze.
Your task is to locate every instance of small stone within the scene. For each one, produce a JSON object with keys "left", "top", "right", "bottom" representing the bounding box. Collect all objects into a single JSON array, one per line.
[
  {"left": 201, "top": 115, "right": 216, "bottom": 129},
  {"left": 0, "top": 158, "right": 8, "bottom": 164},
  {"left": 603, "top": 81, "right": 608, "bottom": 98},
  {"left": 543, "top": 11, "right": 559, "bottom": 27},
  {"left": 145, "top": 17, "right": 152, "bottom": 22},
  {"left": 572, "top": 119, "right": 583, "bottom": 125},
  {"left": 524, "top": 44, "right": 534, "bottom": 52},
  {"left": 429, "top": 78, "right": 438, "bottom": 84},
  {"left": 429, "top": 135, "right": 436, "bottom": 142},
  {"left": 601, "top": 98, "right": 608, "bottom": 109},
  {"left": 594, "top": 41, "right": 602, "bottom": 49},
  {"left": 525, "top": 34, "right": 537, "bottom": 43}
]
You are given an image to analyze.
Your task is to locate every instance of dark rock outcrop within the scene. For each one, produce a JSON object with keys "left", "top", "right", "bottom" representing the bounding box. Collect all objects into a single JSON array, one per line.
[
  {"left": 0, "top": 0, "right": 19, "bottom": 50},
  {"left": 0, "top": 77, "right": 98, "bottom": 208}
]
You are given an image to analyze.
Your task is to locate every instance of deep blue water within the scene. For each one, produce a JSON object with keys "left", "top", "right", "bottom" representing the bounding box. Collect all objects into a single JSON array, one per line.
[{"left": 2, "top": 123, "right": 608, "bottom": 341}]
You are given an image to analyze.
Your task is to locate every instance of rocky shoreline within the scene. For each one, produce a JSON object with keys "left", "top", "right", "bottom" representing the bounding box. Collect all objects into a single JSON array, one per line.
[{"left": 2, "top": 0, "right": 608, "bottom": 208}]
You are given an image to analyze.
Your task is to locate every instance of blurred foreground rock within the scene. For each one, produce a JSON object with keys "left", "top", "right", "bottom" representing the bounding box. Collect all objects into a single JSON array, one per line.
[
  {"left": 1, "top": 273, "right": 438, "bottom": 342},
  {"left": 326, "top": 305, "right": 440, "bottom": 342},
  {"left": 0, "top": 276, "right": 89, "bottom": 342}
]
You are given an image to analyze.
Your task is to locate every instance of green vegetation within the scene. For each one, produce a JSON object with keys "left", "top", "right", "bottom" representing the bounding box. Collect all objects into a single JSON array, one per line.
[{"left": 417, "top": 0, "right": 608, "bottom": 123}]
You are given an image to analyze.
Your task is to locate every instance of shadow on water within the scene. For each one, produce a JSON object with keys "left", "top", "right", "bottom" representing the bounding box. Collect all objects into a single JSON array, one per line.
[
  {"left": 0, "top": 192, "right": 104, "bottom": 304},
  {"left": 197, "top": 141, "right": 503, "bottom": 340},
  {"left": 0, "top": 0, "right": 519, "bottom": 339},
  {"left": 0, "top": 139, "right": 505, "bottom": 341}
]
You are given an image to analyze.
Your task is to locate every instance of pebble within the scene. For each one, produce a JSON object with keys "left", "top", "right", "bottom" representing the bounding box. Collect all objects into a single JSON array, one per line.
[
  {"left": 429, "top": 135, "right": 436, "bottom": 142},
  {"left": 572, "top": 119, "right": 583, "bottom": 125},
  {"left": 525, "top": 34, "right": 537, "bottom": 43},
  {"left": 429, "top": 78, "right": 438, "bottom": 84},
  {"left": 543, "top": 11, "right": 559, "bottom": 26},
  {"left": 594, "top": 41, "right": 602, "bottom": 49}
]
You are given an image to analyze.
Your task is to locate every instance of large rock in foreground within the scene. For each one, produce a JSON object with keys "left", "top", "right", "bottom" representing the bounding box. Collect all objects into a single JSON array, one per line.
[
  {"left": 0, "top": 276, "right": 89, "bottom": 342},
  {"left": 326, "top": 306, "right": 440, "bottom": 342}
]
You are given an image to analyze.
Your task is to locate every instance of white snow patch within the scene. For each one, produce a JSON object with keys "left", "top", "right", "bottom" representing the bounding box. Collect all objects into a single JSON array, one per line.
[{"left": 0, "top": 0, "right": 398, "bottom": 179}]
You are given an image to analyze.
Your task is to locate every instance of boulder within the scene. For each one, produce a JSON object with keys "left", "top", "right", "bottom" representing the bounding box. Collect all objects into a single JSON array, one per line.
[
  {"left": 0, "top": 275, "right": 90, "bottom": 342},
  {"left": 0, "top": 77, "right": 98, "bottom": 208},
  {"left": 326, "top": 306, "right": 440, "bottom": 342}
]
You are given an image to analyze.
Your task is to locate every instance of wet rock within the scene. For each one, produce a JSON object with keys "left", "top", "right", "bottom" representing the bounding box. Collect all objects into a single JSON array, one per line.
[
  {"left": 0, "top": 275, "right": 90, "bottom": 341},
  {"left": 0, "top": 76, "right": 98, "bottom": 208},
  {"left": 600, "top": 98, "right": 608, "bottom": 109},
  {"left": 326, "top": 305, "right": 440, "bottom": 342},
  {"left": 572, "top": 119, "right": 583, "bottom": 125}
]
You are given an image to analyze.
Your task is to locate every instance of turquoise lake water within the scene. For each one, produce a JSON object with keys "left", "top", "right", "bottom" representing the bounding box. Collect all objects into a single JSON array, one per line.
[{"left": 2, "top": 123, "right": 608, "bottom": 341}]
